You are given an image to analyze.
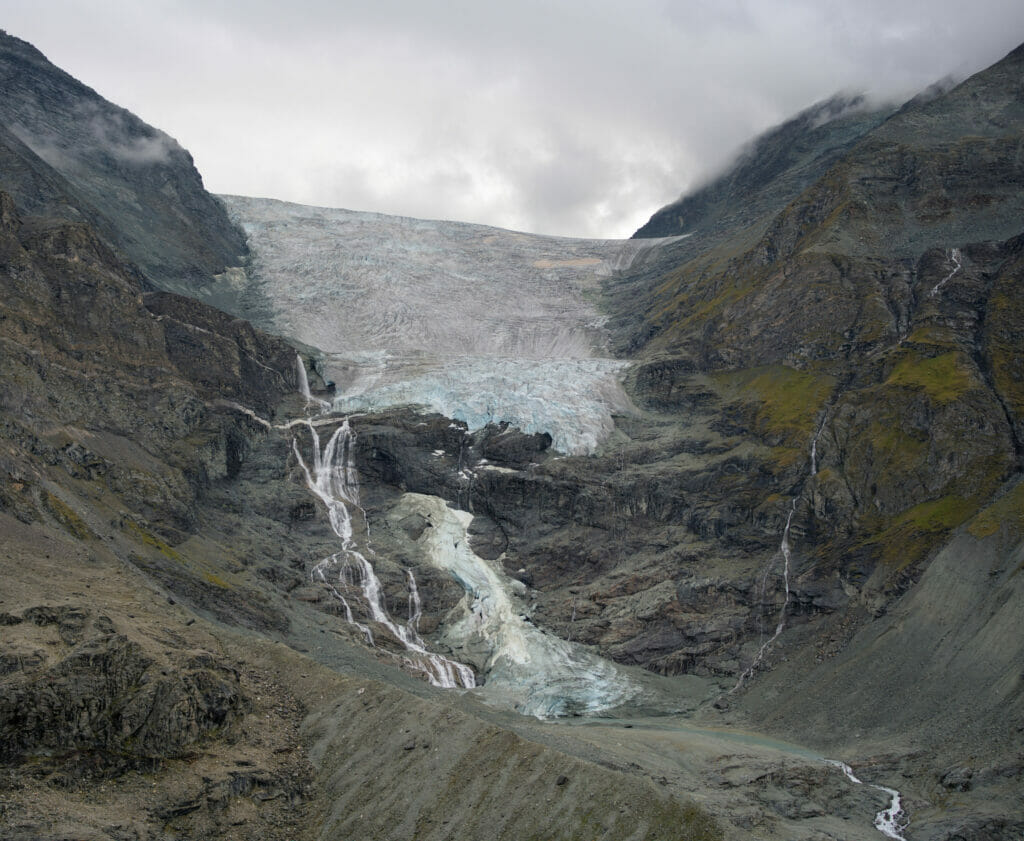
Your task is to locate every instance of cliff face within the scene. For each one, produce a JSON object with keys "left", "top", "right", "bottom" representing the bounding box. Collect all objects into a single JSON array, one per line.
[
  {"left": 579, "top": 39, "right": 1024, "bottom": 790},
  {"left": 3, "top": 27, "right": 1024, "bottom": 841},
  {"left": 0, "top": 29, "right": 247, "bottom": 292}
]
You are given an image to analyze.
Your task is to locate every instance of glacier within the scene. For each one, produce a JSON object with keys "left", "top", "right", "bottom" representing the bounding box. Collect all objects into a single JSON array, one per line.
[
  {"left": 221, "top": 195, "right": 676, "bottom": 454},
  {"left": 218, "top": 196, "right": 688, "bottom": 718}
]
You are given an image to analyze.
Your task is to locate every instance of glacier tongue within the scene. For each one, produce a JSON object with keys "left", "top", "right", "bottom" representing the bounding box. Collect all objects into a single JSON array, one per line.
[
  {"left": 331, "top": 355, "right": 629, "bottom": 455},
  {"left": 220, "top": 195, "right": 664, "bottom": 453},
  {"left": 401, "top": 493, "right": 640, "bottom": 718}
]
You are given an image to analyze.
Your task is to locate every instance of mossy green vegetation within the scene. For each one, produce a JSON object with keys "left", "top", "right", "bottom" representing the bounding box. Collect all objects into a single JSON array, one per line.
[
  {"left": 864, "top": 418, "right": 927, "bottom": 475},
  {"left": 202, "top": 571, "right": 230, "bottom": 589},
  {"left": 125, "top": 520, "right": 233, "bottom": 590},
  {"left": 125, "top": 519, "right": 183, "bottom": 562},
  {"left": 885, "top": 350, "right": 974, "bottom": 404},
  {"left": 43, "top": 492, "right": 96, "bottom": 540},
  {"left": 904, "top": 325, "right": 959, "bottom": 349},
  {"left": 867, "top": 495, "right": 978, "bottom": 569},
  {"left": 714, "top": 364, "right": 835, "bottom": 445},
  {"left": 968, "top": 480, "right": 1024, "bottom": 540}
]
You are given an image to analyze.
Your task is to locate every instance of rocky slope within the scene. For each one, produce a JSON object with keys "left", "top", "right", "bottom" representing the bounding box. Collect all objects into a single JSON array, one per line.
[
  {"left": 2, "top": 27, "right": 1023, "bottom": 841},
  {"left": 0, "top": 29, "right": 247, "bottom": 293}
]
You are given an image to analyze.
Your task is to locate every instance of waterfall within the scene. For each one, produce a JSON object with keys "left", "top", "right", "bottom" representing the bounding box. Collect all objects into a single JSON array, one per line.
[
  {"left": 928, "top": 247, "right": 962, "bottom": 298},
  {"left": 292, "top": 419, "right": 475, "bottom": 689},
  {"left": 734, "top": 408, "right": 830, "bottom": 689},
  {"left": 732, "top": 498, "right": 797, "bottom": 692},
  {"left": 296, "top": 354, "right": 331, "bottom": 411},
  {"left": 406, "top": 569, "right": 423, "bottom": 635},
  {"left": 810, "top": 416, "right": 826, "bottom": 476},
  {"left": 826, "top": 761, "right": 908, "bottom": 840}
]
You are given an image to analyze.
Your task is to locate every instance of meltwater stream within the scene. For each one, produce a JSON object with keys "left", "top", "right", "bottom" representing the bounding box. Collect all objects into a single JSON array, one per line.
[
  {"left": 292, "top": 415, "right": 475, "bottom": 689},
  {"left": 289, "top": 368, "right": 639, "bottom": 715},
  {"left": 827, "top": 761, "right": 909, "bottom": 841}
]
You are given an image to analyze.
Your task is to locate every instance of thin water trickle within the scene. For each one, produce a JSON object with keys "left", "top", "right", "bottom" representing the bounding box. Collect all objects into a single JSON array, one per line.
[
  {"left": 810, "top": 416, "right": 826, "bottom": 476},
  {"left": 732, "top": 498, "right": 796, "bottom": 693},
  {"left": 929, "top": 248, "right": 962, "bottom": 298}
]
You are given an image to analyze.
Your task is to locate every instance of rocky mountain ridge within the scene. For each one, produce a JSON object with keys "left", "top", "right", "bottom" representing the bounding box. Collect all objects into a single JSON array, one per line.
[
  {"left": 0, "top": 28, "right": 1022, "bottom": 841},
  {"left": 0, "top": 29, "right": 247, "bottom": 293}
]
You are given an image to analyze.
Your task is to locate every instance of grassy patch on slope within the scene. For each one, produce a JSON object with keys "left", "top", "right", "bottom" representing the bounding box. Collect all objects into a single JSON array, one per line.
[
  {"left": 885, "top": 351, "right": 973, "bottom": 404},
  {"left": 714, "top": 364, "right": 835, "bottom": 446}
]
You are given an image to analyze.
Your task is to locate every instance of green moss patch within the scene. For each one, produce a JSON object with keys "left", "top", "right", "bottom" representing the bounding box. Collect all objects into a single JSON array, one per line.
[
  {"left": 904, "top": 325, "right": 958, "bottom": 349},
  {"left": 867, "top": 495, "right": 978, "bottom": 570},
  {"left": 124, "top": 520, "right": 240, "bottom": 593},
  {"left": 125, "top": 520, "right": 183, "bottom": 562},
  {"left": 864, "top": 418, "right": 927, "bottom": 476},
  {"left": 715, "top": 364, "right": 835, "bottom": 444},
  {"left": 202, "top": 572, "right": 230, "bottom": 589},
  {"left": 885, "top": 351, "right": 973, "bottom": 404},
  {"left": 43, "top": 492, "right": 96, "bottom": 540},
  {"left": 968, "top": 481, "right": 1024, "bottom": 540}
]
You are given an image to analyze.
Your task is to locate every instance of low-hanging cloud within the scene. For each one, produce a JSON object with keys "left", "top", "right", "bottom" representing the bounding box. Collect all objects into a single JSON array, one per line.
[{"left": 6, "top": 0, "right": 1024, "bottom": 237}]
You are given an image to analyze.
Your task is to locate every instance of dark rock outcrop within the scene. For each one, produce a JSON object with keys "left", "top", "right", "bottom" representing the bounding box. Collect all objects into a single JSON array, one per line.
[{"left": 0, "top": 605, "right": 248, "bottom": 771}]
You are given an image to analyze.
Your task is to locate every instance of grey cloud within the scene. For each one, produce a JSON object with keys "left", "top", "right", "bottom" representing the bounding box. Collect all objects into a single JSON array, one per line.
[{"left": 6, "top": 0, "right": 1024, "bottom": 237}]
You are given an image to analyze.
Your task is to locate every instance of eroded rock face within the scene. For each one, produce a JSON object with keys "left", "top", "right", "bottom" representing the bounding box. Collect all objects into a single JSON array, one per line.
[
  {"left": 0, "top": 605, "right": 248, "bottom": 770},
  {"left": 142, "top": 290, "right": 297, "bottom": 418}
]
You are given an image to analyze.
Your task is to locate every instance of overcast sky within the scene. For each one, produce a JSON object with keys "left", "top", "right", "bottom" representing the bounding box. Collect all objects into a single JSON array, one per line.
[{"left": 6, "top": 1, "right": 1024, "bottom": 238}]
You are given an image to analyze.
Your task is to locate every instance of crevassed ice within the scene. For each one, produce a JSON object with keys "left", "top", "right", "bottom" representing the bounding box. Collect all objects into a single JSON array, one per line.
[
  {"left": 332, "top": 355, "right": 629, "bottom": 455},
  {"left": 220, "top": 196, "right": 676, "bottom": 453},
  {"left": 403, "top": 493, "right": 640, "bottom": 717}
]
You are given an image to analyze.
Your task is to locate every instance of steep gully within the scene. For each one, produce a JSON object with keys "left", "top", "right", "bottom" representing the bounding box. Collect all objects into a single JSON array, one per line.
[
  {"left": 728, "top": 407, "right": 908, "bottom": 839},
  {"left": 229, "top": 355, "right": 911, "bottom": 837}
]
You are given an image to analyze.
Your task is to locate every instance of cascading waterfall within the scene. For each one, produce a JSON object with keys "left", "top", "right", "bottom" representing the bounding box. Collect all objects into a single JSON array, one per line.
[
  {"left": 826, "top": 761, "right": 909, "bottom": 841},
  {"left": 928, "top": 247, "right": 962, "bottom": 298},
  {"left": 292, "top": 415, "right": 475, "bottom": 689}
]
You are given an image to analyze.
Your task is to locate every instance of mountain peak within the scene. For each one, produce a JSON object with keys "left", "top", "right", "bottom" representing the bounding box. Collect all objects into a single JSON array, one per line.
[{"left": 0, "top": 29, "right": 246, "bottom": 292}]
